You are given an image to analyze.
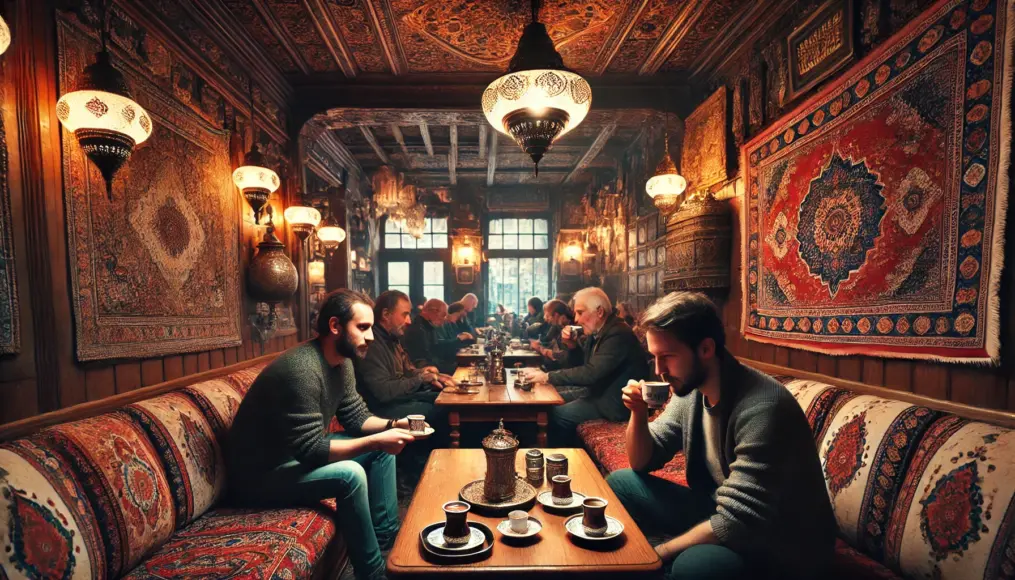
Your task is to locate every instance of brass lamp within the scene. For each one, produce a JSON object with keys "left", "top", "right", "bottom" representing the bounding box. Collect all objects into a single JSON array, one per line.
[
  {"left": 233, "top": 85, "right": 279, "bottom": 224},
  {"left": 247, "top": 206, "right": 298, "bottom": 341},
  {"left": 646, "top": 127, "right": 687, "bottom": 213}
]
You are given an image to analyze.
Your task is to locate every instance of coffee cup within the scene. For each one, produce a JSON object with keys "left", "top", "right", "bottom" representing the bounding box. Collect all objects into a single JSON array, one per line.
[
  {"left": 442, "top": 501, "right": 471, "bottom": 544},
  {"left": 546, "top": 453, "right": 568, "bottom": 479},
  {"left": 581, "top": 497, "right": 608, "bottom": 537},
  {"left": 509, "top": 510, "right": 529, "bottom": 533},
  {"left": 407, "top": 414, "right": 427, "bottom": 434},
  {"left": 551, "top": 475, "right": 573, "bottom": 505},
  {"left": 567, "top": 325, "right": 584, "bottom": 338},
  {"left": 641, "top": 381, "right": 670, "bottom": 409}
]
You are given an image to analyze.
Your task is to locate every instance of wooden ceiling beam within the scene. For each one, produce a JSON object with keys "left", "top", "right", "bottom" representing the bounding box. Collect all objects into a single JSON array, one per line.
[
  {"left": 360, "top": 126, "right": 391, "bottom": 165},
  {"left": 249, "top": 0, "right": 311, "bottom": 75},
  {"left": 448, "top": 124, "right": 458, "bottom": 185},
  {"left": 593, "top": 0, "right": 651, "bottom": 75},
  {"left": 302, "top": 0, "right": 358, "bottom": 77},
  {"left": 638, "top": 0, "right": 710, "bottom": 75},
  {"left": 363, "top": 0, "right": 407, "bottom": 75},
  {"left": 479, "top": 124, "right": 488, "bottom": 160},
  {"left": 390, "top": 124, "right": 411, "bottom": 163},
  {"left": 419, "top": 122, "right": 434, "bottom": 156},
  {"left": 487, "top": 131, "right": 499, "bottom": 187},
  {"left": 563, "top": 123, "right": 617, "bottom": 183},
  {"left": 694, "top": 0, "right": 798, "bottom": 81}
]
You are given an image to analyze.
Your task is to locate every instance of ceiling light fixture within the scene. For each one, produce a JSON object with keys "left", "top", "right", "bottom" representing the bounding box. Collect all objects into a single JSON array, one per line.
[
  {"left": 646, "top": 118, "right": 687, "bottom": 213},
  {"left": 482, "top": 0, "right": 591, "bottom": 176},
  {"left": 55, "top": 0, "right": 152, "bottom": 201},
  {"left": 232, "top": 84, "right": 279, "bottom": 225}
]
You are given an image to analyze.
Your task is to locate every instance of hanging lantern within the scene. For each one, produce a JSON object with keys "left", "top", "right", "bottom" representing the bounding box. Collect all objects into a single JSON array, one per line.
[
  {"left": 372, "top": 165, "right": 413, "bottom": 218},
  {"left": 0, "top": 14, "right": 11, "bottom": 56},
  {"left": 307, "top": 261, "right": 325, "bottom": 285},
  {"left": 284, "top": 204, "right": 321, "bottom": 242},
  {"left": 317, "top": 212, "right": 347, "bottom": 249},
  {"left": 233, "top": 84, "right": 279, "bottom": 225},
  {"left": 247, "top": 216, "right": 298, "bottom": 326},
  {"left": 405, "top": 203, "right": 426, "bottom": 239},
  {"left": 482, "top": 0, "right": 591, "bottom": 175},
  {"left": 56, "top": 31, "right": 152, "bottom": 200},
  {"left": 646, "top": 134, "right": 687, "bottom": 213}
]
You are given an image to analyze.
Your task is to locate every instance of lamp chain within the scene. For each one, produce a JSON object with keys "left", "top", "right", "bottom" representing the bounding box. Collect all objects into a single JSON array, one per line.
[
  {"left": 99, "top": 0, "right": 109, "bottom": 52},
  {"left": 531, "top": 0, "right": 540, "bottom": 24}
]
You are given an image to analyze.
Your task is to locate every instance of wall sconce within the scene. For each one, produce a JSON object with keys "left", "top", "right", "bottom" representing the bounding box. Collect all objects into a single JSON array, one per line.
[
  {"left": 563, "top": 240, "right": 583, "bottom": 262},
  {"left": 247, "top": 207, "right": 298, "bottom": 343},
  {"left": 307, "top": 260, "right": 325, "bottom": 286},
  {"left": 559, "top": 236, "right": 584, "bottom": 277},
  {"left": 233, "top": 85, "right": 279, "bottom": 225}
]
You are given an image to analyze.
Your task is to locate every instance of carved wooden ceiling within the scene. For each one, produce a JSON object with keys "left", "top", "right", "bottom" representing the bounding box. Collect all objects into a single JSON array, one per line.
[{"left": 220, "top": 0, "right": 757, "bottom": 78}]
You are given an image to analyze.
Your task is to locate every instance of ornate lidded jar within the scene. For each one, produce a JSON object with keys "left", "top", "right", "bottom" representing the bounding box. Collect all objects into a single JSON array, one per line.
[
  {"left": 663, "top": 191, "right": 731, "bottom": 296},
  {"left": 486, "top": 347, "right": 506, "bottom": 385},
  {"left": 482, "top": 419, "right": 519, "bottom": 502}
]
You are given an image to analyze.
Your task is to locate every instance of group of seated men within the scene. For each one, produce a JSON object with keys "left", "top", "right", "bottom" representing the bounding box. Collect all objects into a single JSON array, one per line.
[{"left": 224, "top": 287, "right": 835, "bottom": 580}]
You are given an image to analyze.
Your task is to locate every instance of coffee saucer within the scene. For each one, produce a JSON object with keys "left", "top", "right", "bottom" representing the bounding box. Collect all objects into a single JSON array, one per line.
[
  {"left": 408, "top": 427, "right": 435, "bottom": 440},
  {"left": 536, "top": 490, "right": 586, "bottom": 512},
  {"left": 564, "top": 514, "right": 625, "bottom": 541},
  {"left": 424, "top": 525, "right": 487, "bottom": 552},
  {"left": 496, "top": 516, "right": 543, "bottom": 539}
]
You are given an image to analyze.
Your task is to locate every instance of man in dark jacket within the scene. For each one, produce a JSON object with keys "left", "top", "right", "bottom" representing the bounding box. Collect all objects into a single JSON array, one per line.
[
  {"left": 608, "top": 292, "right": 834, "bottom": 580},
  {"left": 354, "top": 291, "right": 453, "bottom": 426},
  {"left": 520, "top": 287, "right": 649, "bottom": 445},
  {"left": 404, "top": 299, "right": 473, "bottom": 373},
  {"left": 440, "top": 302, "right": 476, "bottom": 344}
]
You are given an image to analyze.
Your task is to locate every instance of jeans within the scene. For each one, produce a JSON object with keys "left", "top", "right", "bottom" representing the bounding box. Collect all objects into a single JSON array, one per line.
[
  {"left": 548, "top": 398, "right": 603, "bottom": 446},
  {"left": 237, "top": 434, "right": 400, "bottom": 580},
  {"left": 607, "top": 469, "right": 746, "bottom": 580}
]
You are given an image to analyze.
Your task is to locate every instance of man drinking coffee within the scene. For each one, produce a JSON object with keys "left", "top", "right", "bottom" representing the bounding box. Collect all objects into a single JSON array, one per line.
[{"left": 607, "top": 292, "right": 834, "bottom": 580}]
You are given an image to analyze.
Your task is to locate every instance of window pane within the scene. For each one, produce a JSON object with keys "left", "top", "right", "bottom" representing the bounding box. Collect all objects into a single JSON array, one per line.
[
  {"left": 505, "top": 258, "right": 519, "bottom": 314},
  {"left": 433, "top": 234, "right": 448, "bottom": 248},
  {"left": 385, "top": 234, "right": 401, "bottom": 248},
  {"left": 423, "top": 285, "right": 444, "bottom": 302},
  {"left": 401, "top": 234, "right": 416, "bottom": 249},
  {"left": 535, "top": 258, "right": 549, "bottom": 301},
  {"left": 388, "top": 262, "right": 409, "bottom": 285},
  {"left": 535, "top": 219, "right": 548, "bottom": 234},
  {"left": 519, "top": 258, "right": 534, "bottom": 311},
  {"left": 423, "top": 218, "right": 432, "bottom": 233},
  {"left": 416, "top": 234, "right": 433, "bottom": 249},
  {"left": 518, "top": 235, "right": 533, "bottom": 250},
  {"left": 503, "top": 234, "right": 518, "bottom": 249},
  {"left": 519, "top": 219, "right": 533, "bottom": 234},
  {"left": 432, "top": 218, "right": 448, "bottom": 233},
  {"left": 490, "top": 219, "right": 502, "bottom": 234},
  {"left": 488, "top": 234, "right": 502, "bottom": 250},
  {"left": 423, "top": 261, "right": 443, "bottom": 284},
  {"left": 391, "top": 285, "right": 410, "bottom": 296},
  {"left": 386, "top": 220, "right": 400, "bottom": 232},
  {"left": 504, "top": 219, "right": 518, "bottom": 233},
  {"left": 534, "top": 235, "right": 548, "bottom": 250}
]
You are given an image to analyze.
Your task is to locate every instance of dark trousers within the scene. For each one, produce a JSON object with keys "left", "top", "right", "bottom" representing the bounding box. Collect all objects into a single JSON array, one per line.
[
  {"left": 607, "top": 469, "right": 747, "bottom": 580},
  {"left": 548, "top": 398, "right": 603, "bottom": 446}
]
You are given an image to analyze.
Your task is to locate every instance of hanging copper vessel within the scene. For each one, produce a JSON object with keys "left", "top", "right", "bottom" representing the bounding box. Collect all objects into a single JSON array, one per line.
[
  {"left": 482, "top": 419, "right": 519, "bottom": 502},
  {"left": 248, "top": 220, "right": 298, "bottom": 309}
]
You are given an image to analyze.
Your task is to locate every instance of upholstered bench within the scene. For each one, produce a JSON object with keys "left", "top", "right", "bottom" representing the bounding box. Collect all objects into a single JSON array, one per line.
[
  {"left": 0, "top": 361, "right": 348, "bottom": 579},
  {"left": 576, "top": 364, "right": 1015, "bottom": 580}
]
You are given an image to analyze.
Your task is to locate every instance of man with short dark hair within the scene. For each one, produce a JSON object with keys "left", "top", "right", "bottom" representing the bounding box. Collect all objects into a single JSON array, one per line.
[
  {"left": 440, "top": 302, "right": 476, "bottom": 344},
  {"left": 404, "top": 299, "right": 473, "bottom": 373},
  {"left": 227, "top": 289, "right": 419, "bottom": 580},
  {"left": 607, "top": 292, "right": 834, "bottom": 580}
]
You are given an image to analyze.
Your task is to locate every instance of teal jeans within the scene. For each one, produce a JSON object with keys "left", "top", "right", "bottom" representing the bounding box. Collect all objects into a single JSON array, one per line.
[
  {"left": 607, "top": 469, "right": 746, "bottom": 580},
  {"left": 234, "top": 434, "right": 399, "bottom": 580}
]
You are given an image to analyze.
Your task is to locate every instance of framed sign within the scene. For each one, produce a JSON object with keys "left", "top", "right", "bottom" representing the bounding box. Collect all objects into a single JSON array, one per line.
[
  {"left": 455, "top": 265, "right": 475, "bottom": 285},
  {"left": 786, "top": 0, "right": 854, "bottom": 101}
]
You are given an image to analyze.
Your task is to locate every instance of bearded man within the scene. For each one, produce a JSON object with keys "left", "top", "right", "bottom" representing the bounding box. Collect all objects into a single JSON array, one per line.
[
  {"left": 227, "top": 289, "right": 419, "bottom": 580},
  {"left": 607, "top": 292, "right": 834, "bottom": 580}
]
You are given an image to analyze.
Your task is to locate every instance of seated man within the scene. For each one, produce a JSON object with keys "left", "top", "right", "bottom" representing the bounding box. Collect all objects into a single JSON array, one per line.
[
  {"left": 440, "top": 302, "right": 476, "bottom": 345},
  {"left": 607, "top": 292, "right": 835, "bottom": 580},
  {"left": 530, "top": 298, "right": 573, "bottom": 369},
  {"left": 355, "top": 290, "right": 453, "bottom": 426},
  {"left": 404, "top": 298, "right": 473, "bottom": 374},
  {"left": 521, "top": 287, "right": 649, "bottom": 445},
  {"left": 521, "top": 296, "right": 546, "bottom": 340},
  {"left": 459, "top": 292, "right": 480, "bottom": 336},
  {"left": 226, "top": 289, "right": 419, "bottom": 580}
]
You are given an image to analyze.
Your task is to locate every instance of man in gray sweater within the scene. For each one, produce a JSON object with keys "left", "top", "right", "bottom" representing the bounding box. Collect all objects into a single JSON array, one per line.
[
  {"left": 607, "top": 292, "right": 835, "bottom": 580},
  {"left": 227, "top": 289, "right": 420, "bottom": 580}
]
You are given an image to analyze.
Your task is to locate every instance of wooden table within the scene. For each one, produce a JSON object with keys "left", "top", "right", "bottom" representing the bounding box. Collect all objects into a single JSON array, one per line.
[
  {"left": 387, "top": 448, "right": 662, "bottom": 578},
  {"left": 456, "top": 345, "right": 544, "bottom": 367},
  {"left": 438, "top": 368, "right": 564, "bottom": 448}
]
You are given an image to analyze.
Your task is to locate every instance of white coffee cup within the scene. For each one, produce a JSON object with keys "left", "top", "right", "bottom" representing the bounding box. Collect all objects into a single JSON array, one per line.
[
  {"left": 641, "top": 381, "right": 670, "bottom": 408},
  {"left": 509, "top": 510, "right": 528, "bottom": 533}
]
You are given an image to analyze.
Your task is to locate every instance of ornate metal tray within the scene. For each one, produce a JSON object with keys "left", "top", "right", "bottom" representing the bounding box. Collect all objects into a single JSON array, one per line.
[{"left": 458, "top": 477, "right": 537, "bottom": 516}]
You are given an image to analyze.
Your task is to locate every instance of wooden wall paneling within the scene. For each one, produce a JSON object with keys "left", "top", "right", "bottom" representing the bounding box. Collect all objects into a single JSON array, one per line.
[
  {"left": 84, "top": 367, "right": 116, "bottom": 401},
  {"left": 183, "top": 353, "right": 199, "bottom": 376},
  {"left": 198, "top": 352, "right": 211, "bottom": 372},
  {"left": 862, "top": 357, "right": 884, "bottom": 386},
  {"left": 1009, "top": 377, "right": 1015, "bottom": 412},
  {"left": 224, "top": 346, "right": 238, "bottom": 366},
  {"left": 788, "top": 349, "right": 817, "bottom": 373},
  {"left": 950, "top": 367, "right": 1007, "bottom": 410},
  {"left": 209, "top": 349, "right": 225, "bottom": 369},
  {"left": 773, "top": 346, "right": 790, "bottom": 367},
  {"left": 883, "top": 360, "right": 912, "bottom": 392},
  {"left": 114, "top": 363, "right": 142, "bottom": 394},
  {"left": 817, "top": 355, "right": 837, "bottom": 377},
  {"left": 0, "top": 380, "right": 38, "bottom": 424},
  {"left": 910, "top": 362, "right": 949, "bottom": 401},
  {"left": 140, "top": 359, "right": 164, "bottom": 387},
  {"left": 837, "top": 357, "right": 862, "bottom": 381},
  {"left": 163, "top": 356, "right": 184, "bottom": 381}
]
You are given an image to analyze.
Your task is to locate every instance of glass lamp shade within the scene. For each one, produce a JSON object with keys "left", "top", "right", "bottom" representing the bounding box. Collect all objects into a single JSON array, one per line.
[
  {"left": 646, "top": 145, "right": 687, "bottom": 213},
  {"left": 284, "top": 205, "right": 321, "bottom": 242},
  {"left": 56, "top": 51, "right": 153, "bottom": 200},
  {"left": 232, "top": 145, "right": 280, "bottom": 225},
  {"left": 458, "top": 244, "right": 476, "bottom": 265},
  {"left": 563, "top": 241, "right": 582, "bottom": 262},
  {"left": 405, "top": 204, "right": 426, "bottom": 239},
  {"left": 317, "top": 224, "right": 346, "bottom": 248},
  {"left": 0, "top": 15, "right": 10, "bottom": 55},
  {"left": 307, "top": 261, "right": 325, "bottom": 285}
]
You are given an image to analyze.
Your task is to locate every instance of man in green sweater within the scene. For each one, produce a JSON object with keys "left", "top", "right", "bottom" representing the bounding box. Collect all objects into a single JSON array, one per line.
[
  {"left": 607, "top": 292, "right": 835, "bottom": 580},
  {"left": 227, "top": 289, "right": 419, "bottom": 580}
]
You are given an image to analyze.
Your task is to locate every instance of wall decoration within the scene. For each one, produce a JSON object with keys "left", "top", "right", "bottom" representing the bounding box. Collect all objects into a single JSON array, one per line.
[
  {"left": 455, "top": 265, "right": 476, "bottom": 285},
  {"left": 787, "top": 0, "right": 855, "bottom": 101},
  {"left": 680, "top": 87, "right": 730, "bottom": 193},
  {"left": 742, "top": 0, "right": 1012, "bottom": 363},
  {"left": 0, "top": 103, "right": 19, "bottom": 354},
  {"left": 60, "top": 21, "right": 242, "bottom": 361},
  {"left": 664, "top": 192, "right": 732, "bottom": 294}
]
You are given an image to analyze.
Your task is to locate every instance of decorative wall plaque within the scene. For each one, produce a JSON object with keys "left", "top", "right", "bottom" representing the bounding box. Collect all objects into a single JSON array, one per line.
[
  {"left": 680, "top": 87, "right": 730, "bottom": 193},
  {"left": 786, "top": 0, "right": 855, "bottom": 101}
]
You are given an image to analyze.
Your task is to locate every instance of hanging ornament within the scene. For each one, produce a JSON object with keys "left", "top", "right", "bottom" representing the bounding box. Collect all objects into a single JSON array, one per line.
[{"left": 646, "top": 124, "right": 687, "bottom": 213}]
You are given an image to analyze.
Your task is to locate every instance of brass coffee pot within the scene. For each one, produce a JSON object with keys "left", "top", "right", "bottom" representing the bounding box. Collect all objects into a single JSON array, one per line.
[
  {"left": 486, "top": 347, "right": 506, "bottom": 385},
  {"left": 482, "top": 419, "right": 519, "bottom": 502}
]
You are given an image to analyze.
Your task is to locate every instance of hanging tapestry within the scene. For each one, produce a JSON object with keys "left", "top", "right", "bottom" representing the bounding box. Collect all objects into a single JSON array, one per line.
[
  {"left": 742, "top": 0, "right": 1012, "bottom": 363},
  {"left": 0, "top": 92, "right": 19, "bottom": 354},
  {"left": 59, "top": 21, "right": 242, "bottom": 361}
]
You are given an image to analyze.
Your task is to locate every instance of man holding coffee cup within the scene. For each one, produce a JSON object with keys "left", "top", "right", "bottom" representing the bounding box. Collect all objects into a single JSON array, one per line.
[
  {"left": 520, "top": 287, "right": 649, "bottom": 445},
  {"left": 607, "top": 292, "right": 834, "bottom": 580}
]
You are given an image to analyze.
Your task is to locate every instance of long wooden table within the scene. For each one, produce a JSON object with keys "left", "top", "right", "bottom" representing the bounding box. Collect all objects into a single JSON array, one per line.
[
  {"left": 437, "top": 367, "right": 564, "bottom": 447},
  {"left": 456, "top": 345, "right": 543, "bottom": 367},
  {"left": 387, "top": 448, "right": 662, "bottom": 578}
]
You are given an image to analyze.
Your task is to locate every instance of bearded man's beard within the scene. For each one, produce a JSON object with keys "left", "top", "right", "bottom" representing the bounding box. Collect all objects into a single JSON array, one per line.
[
  {"left": 669, "top": 354, "right": 708, "bottom": 397},
  {"left": 336, "top": 331, "right": 368, "bottom": 359}
]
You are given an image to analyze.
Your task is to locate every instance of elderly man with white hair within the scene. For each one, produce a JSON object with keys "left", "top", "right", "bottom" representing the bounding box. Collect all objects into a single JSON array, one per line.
[
  {"left": 521, "top": 287, "right": 650, "bottom": 445},
  {"left": 404, "top": 299, "right": 474, "bottom": 374}
]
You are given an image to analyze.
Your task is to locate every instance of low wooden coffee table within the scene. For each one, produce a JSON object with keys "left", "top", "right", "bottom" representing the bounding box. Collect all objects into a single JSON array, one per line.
[
  {"left": 438, "top": 368, "right": 564, "bottom": 447},
  {"left": 387, "top": 448, "right": 661, "bottom": 578}
]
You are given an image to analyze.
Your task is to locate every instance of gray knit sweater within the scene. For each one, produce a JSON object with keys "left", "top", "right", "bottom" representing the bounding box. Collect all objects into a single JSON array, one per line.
[
  {"left": 644, "top": 354, "right": 835, "bottom": 579},
  {"left": 226, "top": 340, "right": 373, "bottom": 483}
]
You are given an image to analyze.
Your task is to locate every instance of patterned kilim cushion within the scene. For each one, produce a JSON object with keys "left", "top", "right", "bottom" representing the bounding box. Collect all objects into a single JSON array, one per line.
[
  {"left": 182, "top": 378, "right": 244, "bottom": 439},
  {"left": 124, "top": 392, "right": 225, "bottom": 527},
  {"left": 120, "top": 503, "right": 338, "bottom": 579},
  {"left": 577, "top": 419, "right": 687, "bottom": 487},
  {"left": 832, "top": 538, "right": 903, "bottom": 580},
  {"left": 222, "top": 362, "right": 269, "bottom": 396}
]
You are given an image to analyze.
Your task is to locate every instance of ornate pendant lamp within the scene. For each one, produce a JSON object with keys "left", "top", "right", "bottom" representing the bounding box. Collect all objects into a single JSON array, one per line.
[
  {"left": 233, "top": 85, "right": 279, "bottom": 225},
  {"left": 646, "top": 124, "right": 687, "bottom": 213},
  {"left": 405, "top": 203, "right": 426, "bottom": 239},
  {"left": 55, "top": 0, "right": 152, "bottom": 201},
  {"left": 482, "top": 0, "right": 591, "bottom": 175},
  {"left": 0, "top": 14, "right": 11, "bottom": 55},
  {"left": 317, "top": 209, "right": 347, "bottom": 250}
]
